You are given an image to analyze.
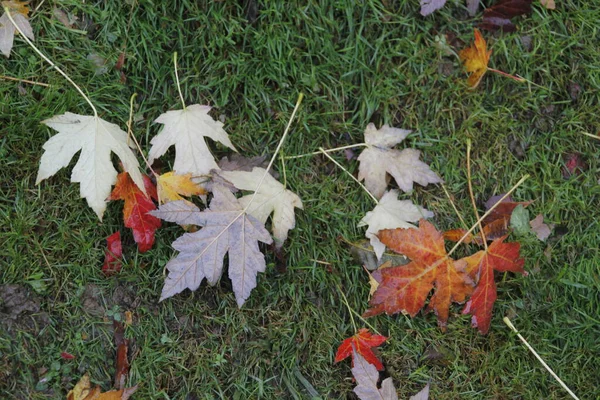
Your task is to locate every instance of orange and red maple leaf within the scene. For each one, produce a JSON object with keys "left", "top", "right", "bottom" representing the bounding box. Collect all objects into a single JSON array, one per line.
[
  {"left": 109, "top": 172, "right": 161, "bottom": 253},
  {"left": 335, "top": 328, "right": 387, "bottom": 370}
]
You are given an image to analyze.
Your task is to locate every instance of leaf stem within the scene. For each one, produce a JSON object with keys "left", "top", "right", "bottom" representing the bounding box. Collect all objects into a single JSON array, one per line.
[
  {"left": 579, "top": 131, "right": 600, "bottom": 140},
  {"left": 173, "top": 52, "right": 186, "bottom": 110},
  {"left": 441, "top": 184, "right": 468, "bottom": 230},
  {"left": 318, "top": 147, "right": 378, "bottom": 204},
  {"left": 503, "top": 317, "right": 580, "bottom": 400},
  {"left": 125, "top": 93, "right": 155, "bottom": 174},
  {"left": 4, "top": 8, "right": 98, "bottom": 117},
  {"left": 466, "top": 139, "right": 487, "bottom": 249},
  {"left": 285, "top": 143, "right": 368, "bottom": 159},
  {"left": 0, "top": 74, "right": 50, "bottom": 87},
  {"left": 337, "top": 285, "right": 357, "bottom": 333}
]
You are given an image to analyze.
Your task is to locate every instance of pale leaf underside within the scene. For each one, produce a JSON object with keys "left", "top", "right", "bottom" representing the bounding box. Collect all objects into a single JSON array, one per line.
[{"left": 0, "top": 10, "right": 34, "bottom": 58}]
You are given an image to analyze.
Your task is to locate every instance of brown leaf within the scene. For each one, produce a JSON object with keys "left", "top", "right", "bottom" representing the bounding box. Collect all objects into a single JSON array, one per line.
[{"left": 479, "top": 0, "right": 533, "bottom": 32}]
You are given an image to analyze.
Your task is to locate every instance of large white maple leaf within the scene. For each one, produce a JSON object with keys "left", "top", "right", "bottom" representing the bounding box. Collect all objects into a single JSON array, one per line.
[
  {"left": 36, "top": 113, "right": 145, "bottom": 220},
  {"left": 150, "top": 185, "right": 273, "bottom": 306},
  {"left": 218, "top": 167, "right": 303, "bottom": 248},
  {"left": 357, "top": 123, "right": 442, "bottom": 199},
  {"left": 148, "top": 104, "right": 236, "bottom": 176},
  {"left": 0, "top": 2, "right": 34, "bottom": 58},
  {"left": 358, "top": 190, "right": 434, "bottom": 260}
]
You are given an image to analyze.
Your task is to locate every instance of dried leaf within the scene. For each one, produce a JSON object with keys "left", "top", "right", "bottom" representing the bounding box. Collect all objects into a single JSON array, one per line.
[
  {"left": 67, "top": 373, "right": 137, "bottom": 400},
  {"left": 218, "top": 154, "right": 268, "bottom": 172},
  {"left": 0, "top": 1, "right": 34, "bottom": 58},
  {"left": 479, "top": 0, "right": 532, "bottom": 32},
  {"left": 148, "top": 104, "right": 236, "bottom": 177},
  {"left": 529, "top": 214, "right": 553, "bottom": 241},
  {"left": 459, "top": 29, "right": 491, "bottom": 89},
  {"left": 466, "top": 0, "right": 480, "bottom": 15},
  {"left": 109, "top": 172, "right": 161, "bottom": 252},
  {"left": 358, "top": 124, "right": 442, "bottom": 199},
  {"left": 540, "top": 0, "right": 555, "bottom": 9},
  {"left": 335, "top": 328, "right": 387, "bottom": 370},
  {"left": 351, "top": 349, "right": 397, "bottom": 400},
  {"left": 348, "top": 239, "right": 409, "bottom": 271},
  {"left": 510, "top": 204, "right": 531, "bottom": 236},
  {"left": 113, "top": 321, "right": 129, "bottom": 390},
  {"left": 103, "top": 232, "right": 123, "bottom": 275},
  {"left": 218, "top": 167, "right": 303, "bottom": 248},
  {"left": 36, "top": 113, "right": 145, "bottom": 220},
  {"left": 156, "top": 171, "right": 205, "bottom": 204},
  {"left": 462, "top": 236, "right": 526, "bottom": 333},
  {"left": 364, "top": 220, "right": 474, "bottom": 330},
  {"left": 150, "top": 185, "right": 273, "bottom": 305},
  {"left": 420, "top": 0, "right": 447, "bottom": 16},
  {"left": 358, "top": 190, "right": 433, "bottom": 260}
]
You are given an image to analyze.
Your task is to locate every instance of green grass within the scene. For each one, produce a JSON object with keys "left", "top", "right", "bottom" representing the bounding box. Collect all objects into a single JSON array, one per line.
[{"left": 1, "top": 0, "right": 599, "bottom": 398}]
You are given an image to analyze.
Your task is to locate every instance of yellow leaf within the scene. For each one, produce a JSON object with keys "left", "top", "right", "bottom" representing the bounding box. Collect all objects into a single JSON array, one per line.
[
  {"left": 67, "top": 374, "right": 138, "bottom": 400},
  {"left": 459, "top": 29, "right": 491, "bottom": 89},
  {"left": 67, "top": 374, "right": 92, "bottom": 400},
  {"left": 156, "top": 171, "right": 205, "bottom": 204},
  {"left": 1, "top": 0, "right": 30, "bottom": 16}
]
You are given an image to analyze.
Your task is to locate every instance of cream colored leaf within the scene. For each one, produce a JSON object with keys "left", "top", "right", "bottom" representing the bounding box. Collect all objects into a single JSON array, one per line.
[
  {"left": 351, "top": 349, "right": 398, "bottom": 400},
  {"left": 357, "top": 123, "right": 442, "bottom": 199},
  {"left": 358, "top": 190, "right": 433, "bottom": 260},
  {"left": 36, "top": 113, "right": 145, "bottom": 220},
  {"left": 148, "top": 104, "right": 236, "bottom": 176},
  {"left": 218, "top": 167, "right": 303, "bottom": 248},
  {"left": 0, "top": 3, "right": 34, "bottom": 58}
]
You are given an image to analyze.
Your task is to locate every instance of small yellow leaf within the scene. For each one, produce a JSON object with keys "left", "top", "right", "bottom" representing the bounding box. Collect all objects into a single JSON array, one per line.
[
  {"left": 67, "top": 373, "right": 92, "bottom": 400},
  {"left": 459, "top": 29, "right": 492, "bottom": 89},
  {"left": 156, "top": 171, "right": 205, "bottom": 204},
  {"left": 124, "top": 310, "right": 133, "bottom": 326},
  {"left": 2, "top": 0, "right": 30, "bottom": 16},
  {"left": 67, "top": 374, "right": 138, "bottom": 400}
]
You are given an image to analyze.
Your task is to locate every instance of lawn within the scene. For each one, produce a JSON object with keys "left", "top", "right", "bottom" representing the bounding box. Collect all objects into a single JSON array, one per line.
[{"left": 1, "top": 0, "right": 599, "bottom": 398}]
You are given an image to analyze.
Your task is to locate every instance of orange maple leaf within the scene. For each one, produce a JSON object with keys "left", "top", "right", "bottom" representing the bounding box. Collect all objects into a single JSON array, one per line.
[
  {"left": 334, "top": 328, "right": 387, "bottom": 370},
  {"left": 156, "top": 171, "right": 206, "bottom": 205},
  {"left": 459, "top": 29, "right": 492, "bottom": 89},
  {"left": 462, "top": 236, "right": 526, "bottom": 334},
  {"left": 109, "top": 172, "right": 161, "bottom": 253},
  {"left": 364, "top": 220, "right": 474, "bottom": 330}
]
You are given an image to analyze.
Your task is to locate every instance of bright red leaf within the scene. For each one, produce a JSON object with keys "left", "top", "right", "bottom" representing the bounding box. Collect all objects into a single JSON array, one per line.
[
  {"left": 335, "top": 328, "right": 387, "bottom": 370},
  {"left": 61, "top": 352, "right": 75, "bottom": 360},
  {"left": 103, "top": 231, "right": 123, "bottom": 275},
  {"left": 109, "top": 172, "right": 161, "bottom": 253},
  {"left": 462, "top": 236, "right": 526, "bottom": 334}
]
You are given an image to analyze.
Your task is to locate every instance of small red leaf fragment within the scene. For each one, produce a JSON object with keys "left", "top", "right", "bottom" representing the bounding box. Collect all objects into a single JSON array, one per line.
[
  {"left": 335, "top": 328, "right": 387, "bottom": 370},
  {"left": 60, "top": 352, "right": 75, "bottom": 360},
  {"left": 103, "top": 232, "right": 123, "bottom": 275},
  {"left": 114, "top": 321, "right": 130, "bottom": 390}
]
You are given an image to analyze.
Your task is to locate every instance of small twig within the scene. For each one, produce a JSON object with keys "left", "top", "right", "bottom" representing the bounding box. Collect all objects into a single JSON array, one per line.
[
  {"left": 337, "top": 285, "right": 357, "bottom": 333},
  {"left": 466, "top": 139, "right": 487, "bottom": 249},
  {"left": 285, "top": 143, "right": 368, "bottom": 159},
  {"left": 579, "top": 131, "right": 600, "bottom": 140},
  {"left": 317, "top": 147, "right": 378, "bottom": 204},
  {"left": 503, "top": 317, "right": 580, "bottom": 400},
  {"left": 125, "top": 93, "right": 155, "bottom": 175},
  {"left": 173, "top": 52, "right": 186, "bottom": 110},
  {"left": 441, "top": 183, "right": 468, "bottom": 230},
  {"left": 0, "top": 75, "right": 50, "bottom": 87},
  {"left": 488, "top": 68, "right": 526, "bottom": 83}
]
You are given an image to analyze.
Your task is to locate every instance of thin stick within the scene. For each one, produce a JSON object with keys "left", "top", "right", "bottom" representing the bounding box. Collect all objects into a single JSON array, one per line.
[
  {"left": 125, "top": 93, "right": 155, "bottom": 174},
  {"left": 441, "top": 184, "right": 468, "bottom": 230},
  {"left": 488, "top": 68, "right": 526, "bottom": 83},
  {"left": 285, "top": 143, "right": 368, "bottom": 159},
  {"left": 5, "top": 8, "right": 97, "bottom": 117},
  {"left": 318, "top": 147, "right": 379, "bottom": 204},
  {"left": 466, "top": 140, "right": 487, "bottom": 249},
  {"left": 0, "top": 75, "right": 50, "bottom": 87},
  {"left": 579, "top": 131, "right": 600, "bottom": 140},
  {"left": 173, "top": 52, "right": 186, "bottom": 110},
  {"left": 337, "top": 286, "right": 357, "bottom": 333},
  {"left": 503, "top": 317, "right": 580, "bottom": 400},
  {"left": 447, "top": 175, "right": 528, "bottom": 257}
]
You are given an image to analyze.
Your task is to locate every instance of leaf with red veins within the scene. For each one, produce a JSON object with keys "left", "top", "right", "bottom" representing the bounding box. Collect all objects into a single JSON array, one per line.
[
  {"left": 103, "top": 231, "right": 123, "bottom": 275},
  {"left": 109, "top": 172, "right": 161, "bottom": 252},
  {"left": 462, "top": 236, "right": 526, "bottom": 334},
  {"left": 364, "top": 220, "right": 474, "bottom": 330},
  {"left": 335, "top": 328, "right": 388, "bottom": 370}
]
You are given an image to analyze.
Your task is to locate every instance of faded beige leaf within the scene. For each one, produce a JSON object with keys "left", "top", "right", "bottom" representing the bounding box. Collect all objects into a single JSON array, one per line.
[{"left": 0, "top": 2, "right": 34, "bottom": 58}]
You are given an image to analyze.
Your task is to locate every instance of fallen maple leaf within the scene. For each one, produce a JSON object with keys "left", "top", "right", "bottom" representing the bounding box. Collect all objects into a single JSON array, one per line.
[
  {"left": 67, "top": 373, "right": 137, "bottom": 400},
  {"left": 358, "top": 189, "right": 433, "bottom": 260},
  {"left": 150, "top": 185, "right": 273, "bottom": 305},
  {"left": 357, "top": 124, "right": 442, "bottom": 199},
  {"left": 0, "top": 1, "right": 34, "bottom": 58},
  {"left": 109, "top": 172, "right": 161, "bottom": 253},
  {"left": 148, "top": 104, "right": 236, "bottom": 177},
  {"left": 459, "top": 29, "right": 491, "bottom": 89},
  {"left": 420, "top": 0, "right": 447, "bottom": 16},
  {"left": 462, "top": 236, "right": 526, "bottom": 333},
  {"left": 335, "top": 328, "right": 387, "bottom": 370},
  {"left": 103, "top": 232, "right": 123, "bottom": 275},
  {"left": 218, "top": 167, "right": 303, "bottom": 248},
  {"left": 529, "top": 214, "right": 553, "bottom": 241},
  {"left": 467, "top": 0, "right": 480, "bottom": 15},
  {"left": 479, "top": 0, "right": 532, "bottom": 32},
  {"left": 364, "top": 220, "right": 474, "bottom": 330},
  {"left": 482, "top": 194, "right": 532, "bottom": 226},
  {"left": 156, "top": 171, "right": 205, "bottom": 204},
  {"left": 36, "top": 113, "right": 146, "bottom": 220}
]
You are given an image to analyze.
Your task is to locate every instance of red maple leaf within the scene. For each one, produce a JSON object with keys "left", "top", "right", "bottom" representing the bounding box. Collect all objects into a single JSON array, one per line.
[
  {"left": 364, "top": 220, "right": 474, "bottom": 330},
  {"left": 103, "top": 231, "right": 123, "bottom": 275},
  {"left": 334, "top": 328, "right": 387, "bottom": 370},
  {"left": 462, "top": 236, "right": 526, "bottom": 334},
  {"left": 109, "top": 172, "right": 161, "bottom": 252}
]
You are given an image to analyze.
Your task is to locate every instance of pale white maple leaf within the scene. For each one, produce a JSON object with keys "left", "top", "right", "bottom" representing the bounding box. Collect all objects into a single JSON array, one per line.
[
  {"left": 218, "top": 167, "right": 303, "bottom": 248},
  {"left": 357, "top": 123, "right": 442, "bottom": 199},
  {"left": 351, "top": 349, "right": 430, "bottom": 400},
  {"left": 148, "top": 104, "right": 236, "bottom": 177},
  {"left": 358, "top": 189, "right": 433, "bottom": 261},
  {"left": 36, "top": 113, "right": 145, "bottom": 220},
  {"left": 0, "top": 4, "right": 34, "bottom": 58},
  {"left": 150, "top": 185, "right": 273, "bottom": 306}
]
